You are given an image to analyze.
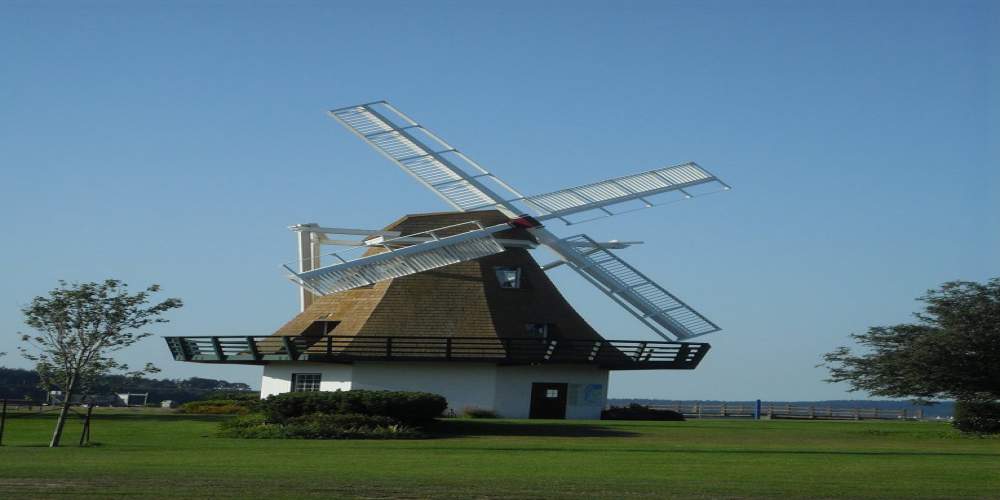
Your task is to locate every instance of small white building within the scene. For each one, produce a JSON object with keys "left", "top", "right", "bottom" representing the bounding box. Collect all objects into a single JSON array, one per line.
[{"left": 166, "top": 211, "right": 710, "bottom": 419}]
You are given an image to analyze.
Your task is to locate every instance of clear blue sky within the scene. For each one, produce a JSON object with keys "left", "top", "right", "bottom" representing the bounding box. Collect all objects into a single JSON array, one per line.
[{"left": 1, "top": 0, "right": 996, "bottom": 400}]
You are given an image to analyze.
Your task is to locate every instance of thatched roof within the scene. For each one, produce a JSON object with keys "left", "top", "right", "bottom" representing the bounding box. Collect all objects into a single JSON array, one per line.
[{"left": 273, "top": 210, "right": 606, "bottom": 342}]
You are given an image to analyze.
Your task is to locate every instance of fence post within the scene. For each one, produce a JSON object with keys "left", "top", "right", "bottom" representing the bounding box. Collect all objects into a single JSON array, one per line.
[
  {"left": 917, "top": 408, "right": 923, "bottom": 419},
  {"left": 696, "top": 403, "right": 702, "bottom": 419},
  {"left": 721, "top": 402, "right": 727, "bottom": 417},
  {"left": 79, "top": 404, "right": 93, "bottom": 447},
  {"left": 0, "top": 399, "right": 6, "bottom": 446},
  {"left": 809, "top": 405, "right": 815, "bottom": 419}
]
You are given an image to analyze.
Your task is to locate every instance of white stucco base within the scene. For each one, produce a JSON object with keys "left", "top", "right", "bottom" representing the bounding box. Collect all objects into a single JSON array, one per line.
[{"left": 259, "top": 361, "right": 609, "bottom": 419}]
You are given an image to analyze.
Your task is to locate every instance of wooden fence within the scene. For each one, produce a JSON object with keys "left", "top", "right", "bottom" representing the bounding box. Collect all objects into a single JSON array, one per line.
[{"left": 648, "top": 402, "right": 925, "bottom": 420}]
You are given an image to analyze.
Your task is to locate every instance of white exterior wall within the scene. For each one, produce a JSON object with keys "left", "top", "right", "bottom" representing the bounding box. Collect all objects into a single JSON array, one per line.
[
  {"left": 260, "top": 362, "right": 353, "bottom": 398},
  {"left": 494, "top": 365, "right": 609, "bottom": 419},
  {"left": 259, "top": 361, "right": 609, "bottom": 420},
  {"left": 351, "top": 362, "right": 497, "bottom": 416}
]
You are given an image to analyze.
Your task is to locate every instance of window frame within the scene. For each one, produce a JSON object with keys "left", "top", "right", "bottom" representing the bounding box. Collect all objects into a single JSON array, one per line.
[
  {"left": 494, "top": 266, "right": 522, "bottom": 289},
  {"left": 525, "top": 323, "right": 549, "bottom": 339},
  {"left": 290, "top": 372, "right": 322, "bottom": 392}
]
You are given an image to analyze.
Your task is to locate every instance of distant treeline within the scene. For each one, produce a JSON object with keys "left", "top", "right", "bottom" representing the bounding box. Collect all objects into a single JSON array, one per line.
[
  {"left": 0, "top": 366, "right": 255, "bottom": 404},
  {"left": 609, "top": 399, "right": 955, "bottom": 418}
]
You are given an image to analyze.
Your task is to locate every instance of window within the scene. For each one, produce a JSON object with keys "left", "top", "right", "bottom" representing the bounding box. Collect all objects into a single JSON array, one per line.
[
  {"left": 301, "top": 320, "right": 340, "bottom": 336},
  {"left": 526, "top": 323, "right": 549, "bottom": 338},
  {"left": 291, "top": 373, "right": 321, "bottom": 392},
  {"left": 495, "top": 267, "right": 521, "bottom": 289},
  {"left": 545, "top": 389, "right": 560, "bottom": 399}
]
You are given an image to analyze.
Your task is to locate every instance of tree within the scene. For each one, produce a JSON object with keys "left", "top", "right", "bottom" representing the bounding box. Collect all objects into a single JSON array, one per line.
[
  {"left": 19, "top": 280, "right": 182, "bottom": 447},
  {"left": 822, "top": 278, "right": 1000, "bottom": 404}
]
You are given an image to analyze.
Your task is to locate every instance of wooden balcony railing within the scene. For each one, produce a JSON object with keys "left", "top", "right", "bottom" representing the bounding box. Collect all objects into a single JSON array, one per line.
[{"left": 163, "top": 335, "right": 709, "bottom": 370}]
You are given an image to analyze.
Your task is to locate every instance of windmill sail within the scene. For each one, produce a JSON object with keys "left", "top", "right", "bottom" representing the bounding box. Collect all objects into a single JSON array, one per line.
[
  {"left": 329, "top": 102, "right": 522, "bottom": 214},
  {"left": 542, "top": 233, "right": 720, "bottom": 341},
  {"left": 286, "top": 221, "right": 507, "bottom": 295},
  {"left": 522, "top": 162, "right": 729, "bottom": 224}
]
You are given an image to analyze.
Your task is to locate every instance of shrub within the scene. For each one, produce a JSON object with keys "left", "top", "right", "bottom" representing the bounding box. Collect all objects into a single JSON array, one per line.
[
  {"left": 261, "top": 390, "right": 447, "bottom": 424},
  {"left": 284, "top": 413, "right": 420, "bottom": 439},
  {"left": 602, "top": 404, "right": 686, "bottom": 421},
  {"left": 220, "top": 413, "right": 421, "bottom": 439},
  {"left": 220, "top": 413, "right": 287, "bottom": 438},
  {"left": 180, "top": 399, "right": 253, "bottom": 415},
  {"left": 953, "top": 400, "right": 1000, "bottom": 434},
  {"left": 198, "top": 390, "right": 261, "bottom": 402},
  {"left": 462, "top": 406, "right": 498, "bottom": 418}
]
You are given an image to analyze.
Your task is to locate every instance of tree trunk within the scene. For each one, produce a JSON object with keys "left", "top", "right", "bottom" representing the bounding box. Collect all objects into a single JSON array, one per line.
[{"left": 49, "top": 375, "right": 77, "bottom": 448}]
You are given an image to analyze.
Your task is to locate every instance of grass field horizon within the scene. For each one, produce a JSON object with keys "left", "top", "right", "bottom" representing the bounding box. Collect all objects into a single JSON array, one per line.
[{"left": 1, "top": 410, "right": 998, "bottom": 498}]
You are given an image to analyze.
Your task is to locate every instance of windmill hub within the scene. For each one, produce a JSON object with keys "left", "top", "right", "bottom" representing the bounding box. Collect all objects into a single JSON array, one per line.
[{"left": 165, "top": 101, "right": 732, "bottom": 419}]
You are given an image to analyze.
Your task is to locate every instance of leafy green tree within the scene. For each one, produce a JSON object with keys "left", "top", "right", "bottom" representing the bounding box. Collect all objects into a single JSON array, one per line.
[
  {"left": 823, "top": 278, "right": 1000, "bottom": 404},
  {"left": 19, "top": 280, "right": 182, "bottom": 447}
]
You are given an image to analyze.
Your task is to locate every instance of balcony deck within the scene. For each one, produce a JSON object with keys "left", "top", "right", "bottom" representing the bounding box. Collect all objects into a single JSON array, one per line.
[{"left": 164, "top": 335, "right": 709, "bottom": 370}]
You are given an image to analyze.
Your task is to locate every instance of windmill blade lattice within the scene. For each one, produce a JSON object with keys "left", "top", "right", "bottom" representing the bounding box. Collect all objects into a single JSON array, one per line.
[
  {"left": 330, "top": 102, "right": 524, "bottom": 214},
  {"left": 286, "top": 221, "right": 507, "bottom": 295},
  {"left": 522, "top": 162, "right": 729, "bottom": 224},
  {"left": 542, "top": 233, "right": 720, "bottom": 340}
]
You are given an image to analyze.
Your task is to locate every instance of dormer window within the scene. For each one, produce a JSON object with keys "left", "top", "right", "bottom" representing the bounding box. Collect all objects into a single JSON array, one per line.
[
  {"left": 526, "top": 323, "right": 549, "bottom": 338},
  {"left": 301, "top": 320, "right": 340, "bottom": 336},
  {"left": 495, "top": 267, "right": 522, "bottom": 289}
]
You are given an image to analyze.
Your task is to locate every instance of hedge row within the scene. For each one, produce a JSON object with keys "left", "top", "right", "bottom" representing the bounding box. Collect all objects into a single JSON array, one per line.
[
  {"left": 261, "top": 390, "right": 447, "bottom": 424},
  {"left": 220, "top": 413, "right": 422, "bottom": 440},
  {"left": 602, "top": 404, "right": 685, "bottom": 421}
]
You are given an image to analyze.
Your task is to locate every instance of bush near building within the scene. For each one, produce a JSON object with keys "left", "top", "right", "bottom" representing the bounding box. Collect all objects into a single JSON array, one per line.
[
  {"left": 178, "top": 390, "right": 264, "bottom": 414},
  {"left": 462, "top": 406, "right": 499, "bottom": 418},
  {"left": 602, "top": 404, "right": 686, "bottom": 421},
  {"left": 222, "top": 390, "right": 447, "bottom": 439},
  {"left": 261, "top": 390, "right": 447, "bottom": 425}
]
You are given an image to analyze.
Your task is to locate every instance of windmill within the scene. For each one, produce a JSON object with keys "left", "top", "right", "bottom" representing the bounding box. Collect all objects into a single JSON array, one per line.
[
  {"left": 164, "top": 100, "right": 731, "bottom": 419},
  {"left": 286, "top": 100, "right": 730, "bottom": 342}
]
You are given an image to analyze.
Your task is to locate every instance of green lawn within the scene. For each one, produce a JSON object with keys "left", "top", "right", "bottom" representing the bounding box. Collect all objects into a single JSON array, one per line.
[{"left": 1, "top": 410, "right": 998, "bottom": 498}]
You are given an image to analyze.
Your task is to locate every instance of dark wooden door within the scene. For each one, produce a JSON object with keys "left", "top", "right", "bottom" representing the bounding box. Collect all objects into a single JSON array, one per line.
[{"left": 529, "top": 382, "right": 568, "bottom": 419}]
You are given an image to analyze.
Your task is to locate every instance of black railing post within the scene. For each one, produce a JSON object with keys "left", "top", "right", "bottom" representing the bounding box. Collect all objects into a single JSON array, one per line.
[
  {"left": 246, "top": 336, "right": 260, "bottom": 361},
  {"left": 0, "top": 398, "right": 6, "bottom": 446},
  {"left": 281, "top": 336, "right": 298, "bottom": 360},
  {"left": 634, "top": 342, "right": 648, "bottom": 361},
  {"left": 385, "top": 337, "right": 393, "bottom": 359},
  {"left": 211, "top": 337, "right": 225, "bottom": 361},
  {"left": 175, "top": 338, "right": 192, "bottom": 361},
  {"left": 675, "top": 344, "right": 691, "bottom": 365},
  {"left": 445, "top": 338, "right": 452, "bottom": 359},
  {"left": 326, "top": 335, "right": 333, "bottom": 357}
]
